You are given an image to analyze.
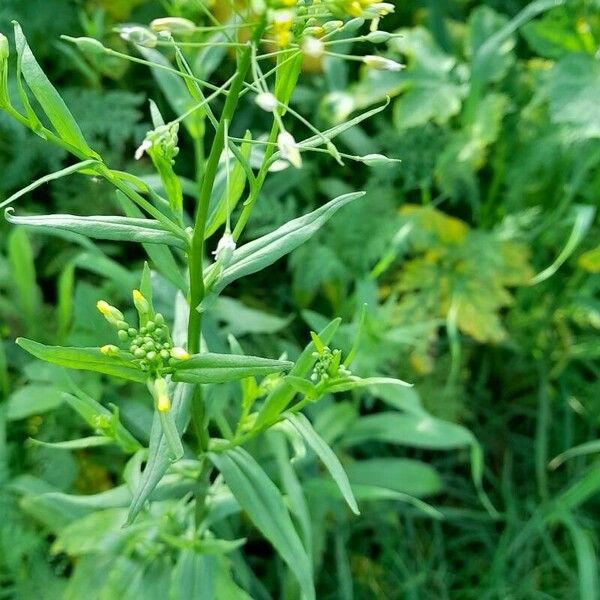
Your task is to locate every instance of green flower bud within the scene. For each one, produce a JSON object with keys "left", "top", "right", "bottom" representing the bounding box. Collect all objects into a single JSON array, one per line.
[
  {"left": 128, "top": 328, "right": 137, "bottom": 337},
  {"left": 146, "top": 321, "right": 155, "bottom": 332},
  {"left": 118, "top": 330, "right": 129, "bottom": 342},
  {"left": 155, "top": 313, "right": 165, "bottom": 326},
  {"left": 117, "top": 320, "right": 128, "bottom": 331},
  {"left": 146, "top": 351, "right": 157, "bottom": 362},
  {"left": 160, "top": 349, "right": 170, "bottom": 360},
  {"left": 359, "top": 153, "right": 400, "bottom": 167},
  {"left": 62, "top": 36, "right": 106, "bottom": 57},
  {"left": 134, "top": 348, "right": 146, "bottom": 359},
  {"left": 365, "top": 31, "right": 393, "bottom": 44},
  {"left": 118, "top": 26, "right": 157, "bottom": 48}
]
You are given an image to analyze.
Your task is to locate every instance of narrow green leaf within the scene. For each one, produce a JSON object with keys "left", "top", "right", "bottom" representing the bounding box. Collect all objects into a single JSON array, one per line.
[
  {"left": 7, "top": 384, "right": 64, "bottom": 420},
  {"left": 29, "top": 436, "right": 112, "bottom": 450},
  {"left": 5, "top": 209, "right": 188, "bottom": 248},
  {"left": 57, "top": 261, "right": 75, "bottom": 342},
  {"left": 549, "top": 440, "right": 600, "bottom": 470},
  {"left": 13, "top": 21, "right": 96, "bottom": 156},
  {"left": 298, "top": 100, "right": 390, "bottom": 150},
  {"left": 205, "top": 131, "right": 253, "bottom": 238},
  {"left": 16, "top": 338, "right": 146, "bottom": 383},
  {"left": 159, "top": 410, "right": 184, "bottom": 461},
  {"left": 207, "top": 192, "right": 365, "bottom": 298},
  {"left": 0, "top": 160, "right": 99, "bottom": 211},
  {"left": 171, "top": 552, "right": 216, "bottom": 600},
  {"left": 555, "top": 515, "right": 599, "bottom": 600},
  {"left": 531, "top": 204, "right": 596, "bottom": 284},
  {"left": 172, "top": 353, "right": 292, "bottom": 384},
  {"left": 324, "top": 375, "right": 412, "bottom": 394},
  {"left": 256, "top": 317, "right": 341, "bottom": 428},
  {"left": 126, "top": 382, "right": 193, "bottom": 525},
  {"left": 209, "top": 448, "right": 315, "bottom": 600},
  {"left": 62, "top": 384, "right": 140, "bottom": 453},
  {"left": 285, "top": 413, "right": 359, "bottom": 515},
  {"left": 345, "top": 458, "right": 442, "bottom": 497},
  {"left": 119, "top": 193, "right": 187, "bottom": 293},
  {"left": 8, "top": 227, "right": 41, "bottom": 337}
]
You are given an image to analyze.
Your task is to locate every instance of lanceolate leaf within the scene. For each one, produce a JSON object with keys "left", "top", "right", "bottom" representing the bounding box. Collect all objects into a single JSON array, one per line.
[
  {"left": 209, "top": 448, "right": 315, "bottom": 600},
  {"left": 5, "top": 210, "right": 188, "bottom": 248},
  {"left": 255, "top": 317, "right": 342, "bottom": 428},
  {"left": 16, "top": 338, "right": 146, "bottom": 383},
  {"left": 0, "top": 160, "right": 100, "bottom": 211},
  {"left": 29, "top": 436, "right": 112, "bottom": 450},
  {"left": 119, "top": 193, "right": 188, "bottom": 293},
  {"left": 285, "top": 412, "right": 359, "bottom": 515},
  {"left": 13, "top": 21, "right": 97, "bottom": 157},
  {"left": 126, "top": 383, "right": 193, "bottom": 525},
  {"left": 172, "top": 353, "right": 292, "bottom": 384},
  {"left": 206, "top": 192, "right": 365, "bottom": 298}
]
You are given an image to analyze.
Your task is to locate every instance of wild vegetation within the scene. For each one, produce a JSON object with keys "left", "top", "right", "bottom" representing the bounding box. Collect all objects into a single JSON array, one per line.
[{"left": 0, "top": 1, "right": 599, "bottom": 599}]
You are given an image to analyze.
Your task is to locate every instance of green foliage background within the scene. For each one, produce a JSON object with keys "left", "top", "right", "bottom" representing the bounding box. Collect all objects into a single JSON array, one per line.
[{"left": 1, "top": 0, "right": 600, "bottom": 598}]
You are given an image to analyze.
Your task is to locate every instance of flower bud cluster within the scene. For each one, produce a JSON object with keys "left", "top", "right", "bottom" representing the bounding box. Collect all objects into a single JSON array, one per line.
[
  {"left": 135, "top": 123, "right": 180, "bottom": 163},
  {"left": 310, "top": 345, "right": 352, "bottom": 383},
  {"left": 97, "top": 294, "right": 190, "bottom": 377}
]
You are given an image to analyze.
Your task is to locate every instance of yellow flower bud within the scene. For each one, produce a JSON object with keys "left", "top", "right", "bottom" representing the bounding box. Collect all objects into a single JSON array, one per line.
[
  {"left": 154, "top": 378, "right": 171, "bottom": 412},
  {"left": 96, "top": 300, "right": 124, "bottom": 325},
  {"left": 157, "top": 393, "right": 171, "bottom": 412},
  {"left": 132, "top": 289, "right": 150, "bottom": 314},
  {"left": 100, "top": 345, "right": 119, "bottom": 356},
  {"left": 170, "top": 347, "right": 191, "bottom": 361}
]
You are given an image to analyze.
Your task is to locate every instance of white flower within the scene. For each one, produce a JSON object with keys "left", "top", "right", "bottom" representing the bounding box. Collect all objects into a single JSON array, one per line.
[
  {"left": 255, "top": 92, "right": 278, "bottom": 112},
  {"left": 277, "top": 131, "right": 302, "bottom": 169},
  {"left": 371, "top": 3, "right": 395, "bottom": 16},
  {"left": 170, "top": 347, "right": 191, "bottom": 361},
  {"left": 363, "top": 55, "right": 404, "bottom": 72},
  {"left": 134, "top": 138, "right": 152, "bottom": 160},
  {"left": 212, "top": 232, "right": 236, "bottom": 266},
  {"left": 302, "top": 37, "right": 325, "bottom": 59}
]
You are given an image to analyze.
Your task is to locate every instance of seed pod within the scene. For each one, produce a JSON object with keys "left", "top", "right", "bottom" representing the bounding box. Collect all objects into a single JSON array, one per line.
[
  {"left": 360, "top": 153, "right": 399, "bottom": 167},
  {"left": 63, "top": 36, "right": 107, "bottom": 57},
  {"left": 363, "top": 55, "right": 404, "bottom": 72},
  {"left": 365, "top": 30, "right": 393, "bottom": 44},
  {"left": 150, "top": 17, "right": 196, "bottom": 34}
]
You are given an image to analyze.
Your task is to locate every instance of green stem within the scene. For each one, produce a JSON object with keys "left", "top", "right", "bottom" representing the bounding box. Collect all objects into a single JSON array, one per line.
[
  {"left": 187, "top": 31, "right": 262, "bottom": 353},
  {"left": 232, "top": 120, "right": 279, "bottom": 240}
]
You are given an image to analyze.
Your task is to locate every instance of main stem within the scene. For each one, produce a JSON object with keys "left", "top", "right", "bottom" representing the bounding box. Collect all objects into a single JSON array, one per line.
[{"left": 187, "top": 22, "right": 265, "bottom": 354}]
